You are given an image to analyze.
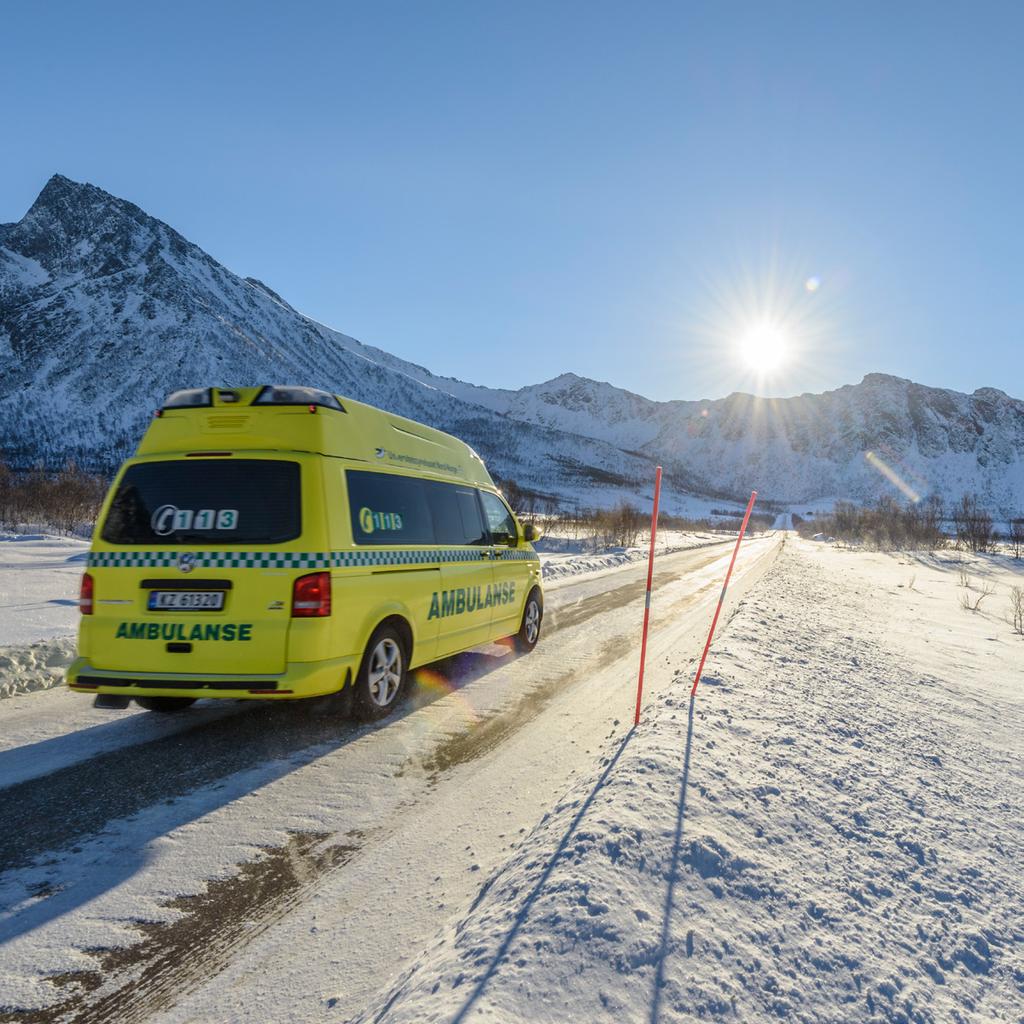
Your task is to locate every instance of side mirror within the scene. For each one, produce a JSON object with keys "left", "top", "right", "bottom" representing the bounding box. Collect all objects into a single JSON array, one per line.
[{"left": 523, "top": 523, "right": 543, "bottom": 543}]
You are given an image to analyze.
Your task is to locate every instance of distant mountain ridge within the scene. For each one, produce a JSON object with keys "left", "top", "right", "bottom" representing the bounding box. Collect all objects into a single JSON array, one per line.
[{"left": 2, "top": 174, "right": 1023, "bottom": 513}]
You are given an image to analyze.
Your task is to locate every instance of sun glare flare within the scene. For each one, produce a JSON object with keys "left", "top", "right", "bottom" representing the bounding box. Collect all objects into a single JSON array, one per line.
[
  {"left": 681, "top": 248, "right": 844, "bottom": 398},
  {"left": 737, "top": 322, "right": 789, "bottom": 374}
]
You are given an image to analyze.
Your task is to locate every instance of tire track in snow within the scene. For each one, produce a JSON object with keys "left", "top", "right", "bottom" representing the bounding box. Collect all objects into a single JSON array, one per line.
[{"left": 0, "top": 832, "right": 360, "bottom": 1024}]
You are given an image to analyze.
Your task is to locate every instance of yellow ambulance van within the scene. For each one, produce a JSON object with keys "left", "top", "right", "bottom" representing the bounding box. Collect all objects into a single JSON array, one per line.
[{"left": 68, "top": 386, "right": 544, "bottom": 719}]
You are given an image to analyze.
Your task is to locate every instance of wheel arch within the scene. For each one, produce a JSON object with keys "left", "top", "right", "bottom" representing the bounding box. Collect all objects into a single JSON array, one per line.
[{"left": 374, "top": 613, "right": 413, "bottom": 664}]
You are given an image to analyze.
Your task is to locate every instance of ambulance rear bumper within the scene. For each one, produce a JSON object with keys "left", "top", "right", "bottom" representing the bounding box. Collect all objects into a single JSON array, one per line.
[{"left": 66, "top": 655, "right": 358, "bottom": 700}]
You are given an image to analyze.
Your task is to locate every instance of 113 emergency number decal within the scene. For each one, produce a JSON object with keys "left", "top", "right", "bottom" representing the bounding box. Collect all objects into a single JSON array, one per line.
[
  {"left": 359, "top": 507, "right": 404, "bottom": 533},
  {"left": 151, "top": 505, "right": 239, "bottom": 534}
]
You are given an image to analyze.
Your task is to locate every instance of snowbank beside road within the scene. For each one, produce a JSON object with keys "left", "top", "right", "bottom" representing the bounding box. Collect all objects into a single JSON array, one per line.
[
  {"left": 537, "top": 530, "right": 736, "bottom": 583},
  {"left": 0, "top": 638, "right": 75, "bottom": 700},
  {"left": 356, "top": 541, "right": 1023, "bottom": 1023}
]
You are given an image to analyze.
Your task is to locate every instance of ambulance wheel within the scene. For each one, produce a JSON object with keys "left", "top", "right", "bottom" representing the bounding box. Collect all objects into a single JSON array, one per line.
[
  {"left": 135, "top": 697, "right": 197, "bottom": 713},
  {"left": 514, "top": 588, "right": 543, "bottom": 653},
  {"left": 354, "top": 626, "right": 408, "bottom": 721}
]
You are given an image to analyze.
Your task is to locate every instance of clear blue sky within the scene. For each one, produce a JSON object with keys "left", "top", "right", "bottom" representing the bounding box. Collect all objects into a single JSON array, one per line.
[{"left": 3, "top": 1, "right": 1022, "bottom": 401}]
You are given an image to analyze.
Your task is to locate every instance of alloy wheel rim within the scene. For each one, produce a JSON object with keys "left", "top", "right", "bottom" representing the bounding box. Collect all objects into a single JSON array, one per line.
[
  {"left": 368, "top": 638, "right": 403, "bottom": 706},
  {"left": 525, "top": 600, "right": 540, "bottom": 643}
]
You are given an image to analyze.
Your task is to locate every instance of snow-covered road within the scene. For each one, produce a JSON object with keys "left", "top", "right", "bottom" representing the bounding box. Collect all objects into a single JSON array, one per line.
[{"left": 0, "top": 535, "right": 780, "bottom": 1022}]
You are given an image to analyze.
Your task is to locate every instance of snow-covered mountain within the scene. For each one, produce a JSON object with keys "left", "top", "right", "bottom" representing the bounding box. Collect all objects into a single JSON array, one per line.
[
  {"left": 3, "top": 174, "right": 1023, "bottom": 513},
  {"left": 0, "top": 176, "right": 695, "bottom": 510},
  {"left": 461, "top": 372, "right": 1024, "bottom": 513}
]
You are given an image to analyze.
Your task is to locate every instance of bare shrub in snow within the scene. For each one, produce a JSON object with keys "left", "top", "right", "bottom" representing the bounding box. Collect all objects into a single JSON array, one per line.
[
  {"left": 953, "top": 494, "right": 996, "bottom": 553},
  {"left": 1008, "top": 518, "right": 1024, "bottom": 560},
  {"left": 960, "top": 581, "right": 995, "bottom": 612},
  {"left": 591, "top": 502, "right": 647, "bottom": 548},
  {"left": 797, "top": 495, "right": 946, "bottom": 550},
  {"left": 0, "top": 458, "right": 107, "bottom": 536},
  {"left": 1008, "top": 587, "right": 1024, "bottom": 636}
]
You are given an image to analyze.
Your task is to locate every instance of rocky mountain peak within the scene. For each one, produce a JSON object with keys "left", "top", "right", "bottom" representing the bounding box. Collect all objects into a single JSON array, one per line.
[
  {"left": 859, "top": 372, "right": 913, "bottom": 390},
  {"left": 4, "top": 174, "right": 193, "bottom": 276}
]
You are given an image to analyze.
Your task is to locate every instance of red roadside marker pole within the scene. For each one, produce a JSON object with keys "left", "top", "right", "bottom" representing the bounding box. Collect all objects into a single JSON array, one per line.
[
  {"left": 691, "top": 490, "right": 757, "bottom": 698},
  {"left": 633, "top": 466, "right": 662, "bottom": 726}
]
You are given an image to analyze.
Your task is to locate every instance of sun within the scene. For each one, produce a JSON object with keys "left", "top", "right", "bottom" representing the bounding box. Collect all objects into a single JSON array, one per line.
[{"left": 737, "top": 322, "right": 789, "bottom": 373}]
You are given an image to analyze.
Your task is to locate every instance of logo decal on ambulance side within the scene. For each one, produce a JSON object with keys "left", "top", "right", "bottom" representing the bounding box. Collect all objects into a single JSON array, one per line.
[{"left": 359, "top": 507, "right": 404, "bottom": 534}]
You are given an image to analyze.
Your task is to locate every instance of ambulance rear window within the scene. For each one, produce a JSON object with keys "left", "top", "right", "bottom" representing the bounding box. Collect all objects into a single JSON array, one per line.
[{"left": 101, "top": 460, "right": 301, "bottom": 545}]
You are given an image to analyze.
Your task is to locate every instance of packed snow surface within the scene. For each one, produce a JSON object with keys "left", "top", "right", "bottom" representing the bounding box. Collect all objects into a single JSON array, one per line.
[
  {"left": 355, "top": 539, "right": 1024, "bottom": 1023},
  {"left": 0, "top": 539, "right": 778, "bottom": 1020}
]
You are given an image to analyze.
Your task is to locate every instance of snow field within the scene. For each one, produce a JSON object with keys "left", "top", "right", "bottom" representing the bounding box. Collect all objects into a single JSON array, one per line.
[
  {"left": 0, "top": 534, "right": 89, "bottom": 638},
  {"left": 353, "top": 539, "right": 1024, "bottom": 1023},
  {"left": 0, "top": 533, "right": 88, "bottom": 699}
]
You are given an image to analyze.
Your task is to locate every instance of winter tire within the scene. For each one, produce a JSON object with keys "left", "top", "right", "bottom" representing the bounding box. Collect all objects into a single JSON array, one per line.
[
  {"left": 514, "top": 587, "right": 543, "bottom": 653},
  {"left": 354, "top": 625, "right": 408, "bottom": 721}
]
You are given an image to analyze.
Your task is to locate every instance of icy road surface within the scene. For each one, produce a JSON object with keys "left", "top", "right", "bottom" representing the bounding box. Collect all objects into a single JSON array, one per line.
[{"left": 0, "top": 535, "right": 780, "bottom": 1022}]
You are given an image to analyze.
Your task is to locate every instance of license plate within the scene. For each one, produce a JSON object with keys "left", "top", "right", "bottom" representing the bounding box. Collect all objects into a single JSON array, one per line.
[{"left": 147, "top": 591, "right": 225, "bottom": 611}]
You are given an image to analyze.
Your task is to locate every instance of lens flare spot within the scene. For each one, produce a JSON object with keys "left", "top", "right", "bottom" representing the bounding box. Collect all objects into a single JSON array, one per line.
[
  {"left": 865, "top": 451, "right": 921, "bottom": 503},
  {"left": 804, "top": 275, "right": 821, "bottom": 293},
  {"left": 411, "top": 667, "right": 481, "bottom": 725}
]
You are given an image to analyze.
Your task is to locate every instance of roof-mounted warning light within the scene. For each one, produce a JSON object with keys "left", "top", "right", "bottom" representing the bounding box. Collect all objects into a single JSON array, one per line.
[
  {"left": 217, "top": 389, "right": 240, "bottom": 403},
  {"left": 162, "top": 387, "right": 212, "bottom": 410},
  {"left": 252, "top": 386, "right": 345, "bottom": 412}
]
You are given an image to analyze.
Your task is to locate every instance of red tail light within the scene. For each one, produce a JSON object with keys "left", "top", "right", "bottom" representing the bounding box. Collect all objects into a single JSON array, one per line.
[
  {"left": 80, "top": 573, "right": 94, "bottom": 615},
  {"left": 291, "top": 571, "right": 331, "bottom": 617}
]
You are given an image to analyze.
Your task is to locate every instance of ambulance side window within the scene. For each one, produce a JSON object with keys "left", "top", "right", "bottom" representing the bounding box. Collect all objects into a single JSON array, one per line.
[
  {"left": 346, "top": 471, "right": 433, "bottom": 545},
  {"left": 425, "top": 481, "right": 488, "bottom": 546},
  {"left": 478, "top": 491, "right": 518, "bottom": 547}
]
